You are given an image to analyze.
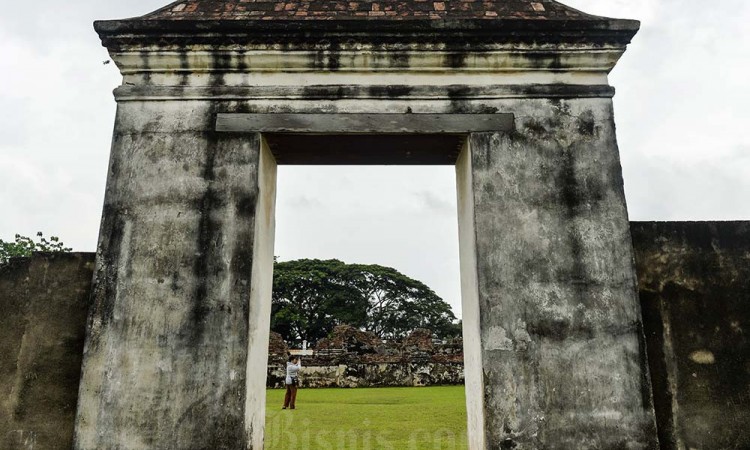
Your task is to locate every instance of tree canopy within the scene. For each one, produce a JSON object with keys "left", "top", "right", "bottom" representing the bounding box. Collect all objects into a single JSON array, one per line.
[
  {"left": 272, "top": 259, "right": 460, "bottom": 344},
  {"left": 0, "top": 232, "right": 72, "bottom": 266}
]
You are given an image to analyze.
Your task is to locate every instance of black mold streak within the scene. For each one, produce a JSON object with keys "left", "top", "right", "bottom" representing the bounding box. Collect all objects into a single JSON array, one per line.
[
  {"left": 559, "top": 145, "right": 590, "bottom": 306},
  {"left": 191, "top": 127, "right": 220, "bottom": 348},
  {"left": 366, "top": 85, "right": 414, "bottom": 98},
  {"left": 92, "top": 204, "right": 124, "bottom": 336},
  {"left": 635, "top": 318, "right": 660, "bottom": 442},
  {"left": 387, "top": 51, "right": 410, "bottom": 69},
  {"left": 639, "top": 288, "right": 677, "bottom": 450},
  {"left": 301, "top": 85, "right": 349, "bottom": 100},
  {"left": 447, "top": 86, "right": 472, "bottom": 113},
  {"left": 139, "top": 51, "right": 152, "bottom": 83},
  {"left": 170, "top": 272, "right": 181, "bottom": 293},
  {"left": 500, "top": 438, "right": 518, "bottom": 449},
  {"left": 577, "top": 110, "right": 596, "bottom": 136},
  {"left": 236, "top": 49, "right": 248, "bottom": 72},
  {"left": 210, "top": 53, "right": 232, "bottom": 86},
  {"left": 312, "top": 42, "right": 341, "bottom": 71},
  {"left": 522, "top": 51, "right": 563, "bottom": 71},
  {"left": 235, "top": 193, "right": 257, "bottom": 219},
  {"left": 445, "top": 86, "right": 502, "bottom": 114},
  {"left": 446, "top": 52, "right": 468, "bottom": 69},
  {"left": 179, "top": 51, "right": 190, "bottom": 86}
]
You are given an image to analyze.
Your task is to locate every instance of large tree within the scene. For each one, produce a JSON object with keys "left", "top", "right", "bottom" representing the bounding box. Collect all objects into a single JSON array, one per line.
[
  {"left": 343, "top": 263, "right": 458, "bottom": 340},
  {"left": 272, "top": 259, "right": 458, "bottom": 343},
  {"left": 271, "top": 259, "right": 368, "bottom": 344}
]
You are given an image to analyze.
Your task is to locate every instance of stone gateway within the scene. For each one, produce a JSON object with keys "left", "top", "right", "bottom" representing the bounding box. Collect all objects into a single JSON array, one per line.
[{"left": 76, "top": 0, "right": 657, "bottom": 448}]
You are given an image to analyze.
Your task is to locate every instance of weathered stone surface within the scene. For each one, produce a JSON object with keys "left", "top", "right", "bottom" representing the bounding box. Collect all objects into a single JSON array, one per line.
[
  {"left": 459, "top": 99, "right": 659, "bottom": 449},
  {"left": 632, "top": 221, "right": 750, "bottom": 450},
  {"left": 0, "top": 253, "right": 94, "bottom": 450},
  {"left": 73, "top": 101, "right": 278, "bottom": 450}
]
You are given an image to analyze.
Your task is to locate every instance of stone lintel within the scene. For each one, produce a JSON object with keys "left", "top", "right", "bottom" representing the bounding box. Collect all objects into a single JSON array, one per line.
[
  {"left": 216, "top": 113, "right": 515, "bottom": 134},
  {"left": 213, "top": 114, "right": 513, "bottom": 165}
]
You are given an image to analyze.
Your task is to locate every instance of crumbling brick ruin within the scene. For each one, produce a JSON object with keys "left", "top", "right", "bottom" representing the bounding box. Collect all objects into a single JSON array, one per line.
[{"left": 266, "top": 326, "right": 464, "bottom": 388}]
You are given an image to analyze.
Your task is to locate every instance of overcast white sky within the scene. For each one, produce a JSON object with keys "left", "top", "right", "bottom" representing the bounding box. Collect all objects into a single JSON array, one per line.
[{"left": 1, "top": 1, "right": 748, "bottom": 318}]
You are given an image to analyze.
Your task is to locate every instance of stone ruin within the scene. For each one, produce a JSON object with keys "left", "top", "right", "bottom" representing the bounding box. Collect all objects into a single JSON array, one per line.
[
  {"left": 267, "top": 331, "right": 290, "bottom": 366},
  {"left": 271, "top": 325, "right": 463, "bottom": 364},
  {"left": 266, "top": 325, "right": 465, "bottom": 388},
  {"left": 315, "top": 325, "right": 383, "bottom": 357},
  {"left": 0, "top": 0, "right": 748, "bottom": 447}
]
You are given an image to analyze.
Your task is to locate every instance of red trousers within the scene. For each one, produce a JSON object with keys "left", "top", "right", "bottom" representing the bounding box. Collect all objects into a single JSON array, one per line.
[{"left": 283, "top": 384, "right": 298, "bottom": 409}]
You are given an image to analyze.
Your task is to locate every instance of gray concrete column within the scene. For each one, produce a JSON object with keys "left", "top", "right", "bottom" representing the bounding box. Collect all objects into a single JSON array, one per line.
[
  {"left": 457, "top": 99, "right": 658, "bottom": 449},
  {"left": 74, "top": 102, "right": 277, "bottom": 449}
]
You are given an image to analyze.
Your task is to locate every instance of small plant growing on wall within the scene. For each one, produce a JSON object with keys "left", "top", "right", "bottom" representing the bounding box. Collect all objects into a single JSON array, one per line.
[{"left": 0, "top": 232, "right": 72, "bottom": 266}]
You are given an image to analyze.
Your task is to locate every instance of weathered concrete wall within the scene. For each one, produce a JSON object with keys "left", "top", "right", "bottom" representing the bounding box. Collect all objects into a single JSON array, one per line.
[
  {"left": 74, "top": 95, "right": 659, "bottom": 449},
  {"left": 461, "top": 98, "right": 659, "bottom": 449},
  {"left": 0, "top": 253, "right": 94, "bottom": 450},
  {"left": 632, "top": 221, "right": 750, "bottom": 450},
  {"left": 73, "top": 100, "right": 277, "bottom": 450},
  {"left": 2, "top": 222, "right": 749, "bottom": 448},
  {"left": 267, "top": 363, "right": 464, "bottom": 389}
]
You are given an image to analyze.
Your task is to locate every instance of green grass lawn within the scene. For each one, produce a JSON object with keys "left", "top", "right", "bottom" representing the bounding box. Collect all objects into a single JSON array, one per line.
[{"left": 265, "top": 386, "right": 468, "bottom": 450}]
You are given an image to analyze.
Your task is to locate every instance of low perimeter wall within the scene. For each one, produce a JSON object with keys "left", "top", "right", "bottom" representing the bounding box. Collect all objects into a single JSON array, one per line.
[
  {"left": 1, "top": 222, "right": 748, "bottom": 449},
  {"left": 267, "top": 362, "right": 464, "bottom": 389},
  {"left": 632, "top": 222, "right": 750, "bottom": 450},
  {"left": 0, "top": 253, "right": 94, "bottom": 450}
]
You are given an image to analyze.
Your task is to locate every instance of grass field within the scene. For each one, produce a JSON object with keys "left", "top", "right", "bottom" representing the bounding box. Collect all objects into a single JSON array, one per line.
[{"left": 265, "top": 386, "right": 468, "bottom": 450}]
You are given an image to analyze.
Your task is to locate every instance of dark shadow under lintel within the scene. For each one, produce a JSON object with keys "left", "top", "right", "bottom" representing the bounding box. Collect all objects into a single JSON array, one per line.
[{"left": 263, "top": 134, "right": 465, "bottom": 165}]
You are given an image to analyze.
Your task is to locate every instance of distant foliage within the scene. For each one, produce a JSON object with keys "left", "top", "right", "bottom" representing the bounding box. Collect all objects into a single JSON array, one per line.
[
  {"left": 0, "top": 232, "right": 72, "bottom": 265},
  {"left": 272, "top": 259, "right": 459, "bottom": 344}
]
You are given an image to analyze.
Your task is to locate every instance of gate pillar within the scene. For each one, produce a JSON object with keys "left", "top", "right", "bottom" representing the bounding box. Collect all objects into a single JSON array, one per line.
[
  {"left": 459, "top": 121, "right": 658, "bottom": 448},
  {"left": 74, "top": 121, "right": 277, "bottom": 449}
]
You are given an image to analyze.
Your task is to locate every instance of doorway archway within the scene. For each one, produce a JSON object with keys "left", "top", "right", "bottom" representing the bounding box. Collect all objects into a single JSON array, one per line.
[{"left": 76, "top": 2, "right": 657, "bottom": 448}]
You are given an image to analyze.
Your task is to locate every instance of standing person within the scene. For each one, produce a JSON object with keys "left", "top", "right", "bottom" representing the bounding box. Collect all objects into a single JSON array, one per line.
[{"left": 282, "top": 355, "right": 302, "bottom": 410}]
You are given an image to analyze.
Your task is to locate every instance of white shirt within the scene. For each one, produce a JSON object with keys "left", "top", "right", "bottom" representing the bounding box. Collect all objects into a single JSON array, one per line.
[{"left": 285, "top": 360, "right": 301, "bottom": 385}]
